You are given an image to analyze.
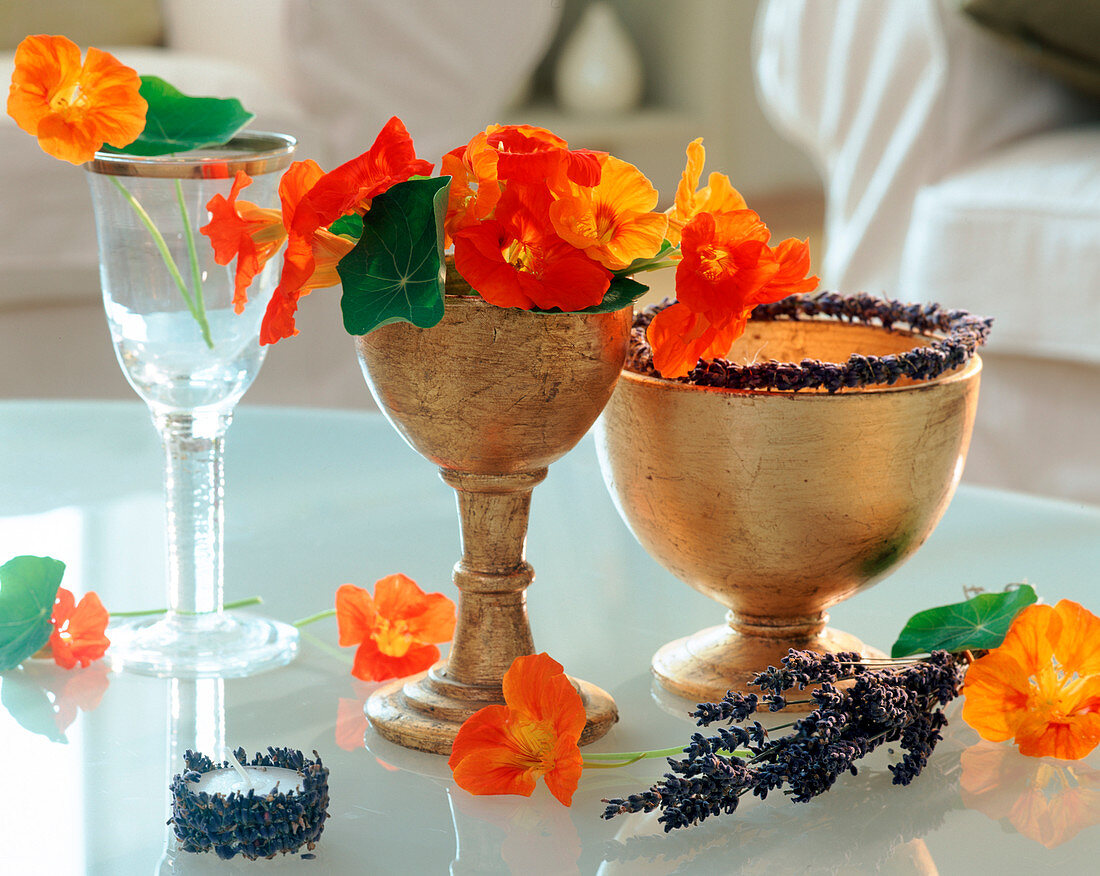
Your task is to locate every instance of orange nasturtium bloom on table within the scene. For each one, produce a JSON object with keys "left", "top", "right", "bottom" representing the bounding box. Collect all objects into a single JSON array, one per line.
[
  {"left": 335, "top": 574, "right": 456, "bottom": 683},
  {"left": 6, "top": 34, "right": 146, "bottom": 164},
  {"left": 963, "top": 599, "right": 1100, "bottom": 760},
  {"left": 449, "top": 652, "right": 586, "bottom": 806},
  {"left": 49, "top": 587, "right": 110, "bottom": 669}
]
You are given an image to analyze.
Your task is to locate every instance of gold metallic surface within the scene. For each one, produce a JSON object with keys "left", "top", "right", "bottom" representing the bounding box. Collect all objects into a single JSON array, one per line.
[
  {"left": 595, "top": 318, "right": 983, "bottom": 705},
  {"left": 356, "top": 288, "right": 631, "bottom": 753}
]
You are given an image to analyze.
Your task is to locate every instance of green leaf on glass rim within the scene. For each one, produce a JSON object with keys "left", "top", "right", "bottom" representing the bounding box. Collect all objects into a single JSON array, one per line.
[
  {"left": 890, "top": 584, "right": 1038, "bottom": 657},
  {"left": 106, "top": 76, "right": 254, "bottom": 156},
  {"left": 0, "top": 556, "right": 66, "bottom": 671},
  {"left": 338, "top": 176, "right": 450, "bottom": 336}
]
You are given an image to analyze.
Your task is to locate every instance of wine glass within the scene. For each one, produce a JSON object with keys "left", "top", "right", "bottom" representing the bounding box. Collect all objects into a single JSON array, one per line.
[{"left": 84, "top": 133, "right": 299, "bottom": 677}]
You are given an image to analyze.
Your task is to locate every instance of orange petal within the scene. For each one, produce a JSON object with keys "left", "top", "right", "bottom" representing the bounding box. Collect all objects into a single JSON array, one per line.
[
  {"left": 962, "top": 649, "right": 1033, "bottom": 742},
  {"left": 351, "top": 637, "right": 439, "bottom": 682},
  {"left": 647, "top": 302, "right": 714, "bottom": 379},
  {"left": 502, "top": 653, "right": 586, "bottom": 743},
  {"left": 754, "top": 237, "right": 819, "bottom": 303},
  {"left": 6, "top": 34, "right": 83, "bottom": 136},
  {"left": 543, "top": 737, "right": 584, "bottom": 806},
  {"left": 76, "top": 46, "right": 147, "bottom": 149},
  {"left": 1052, "top": 600, "right": 1100, "bottom": 676},
  {"left": 1015, "top": 710, "right": 1100, "bottom": 760},
  {"left": 50, "top": 586, "right": 76, "bottom": 627},
  {"left": 449, "top": 704, "right": 542, "bottom": 797},
  {"left": 372, "top": 573, "right": 427, "bottom": 620},
  {"left": 1001, "top": 604, "right": 1059, "bottom": 676},
  {"left": 406, "top": 592, "right": 458, "bottom": 645},
  {"left": 335, "top": 583, "right": 377, "bottom": 647},
  {"left": 666, "top": 138, "right": 747, "bottom": 245}
]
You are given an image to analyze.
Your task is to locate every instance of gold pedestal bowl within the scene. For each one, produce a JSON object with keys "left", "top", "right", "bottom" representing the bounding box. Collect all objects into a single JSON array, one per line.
[
  {"left": 594, "top": 297, "right": 987, "bottom": 706},
  {"left": 355, "top": 273, "right": 630, "bottom": 754}
]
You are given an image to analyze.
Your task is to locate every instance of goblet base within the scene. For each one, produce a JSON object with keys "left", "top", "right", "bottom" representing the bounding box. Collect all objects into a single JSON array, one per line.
[
  {"left": 651, "top": 622, "right": 884, "bottom": 709},
  {"left": 107, "top": 612, "right": 299, "bottom": 678},
  {"left": 366, "top": 663, "right": 618, "bottom": 755}
]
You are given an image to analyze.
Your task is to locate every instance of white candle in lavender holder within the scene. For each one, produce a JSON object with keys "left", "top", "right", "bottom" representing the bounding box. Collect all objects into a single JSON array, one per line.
[{"left": 190, "top": 766, "right": 304, "bottom": 797}]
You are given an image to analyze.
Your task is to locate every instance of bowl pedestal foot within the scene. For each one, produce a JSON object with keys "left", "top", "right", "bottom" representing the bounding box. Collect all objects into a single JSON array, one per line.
[{"left": 651, "top": 612, "right": 884, "bottom": 708}]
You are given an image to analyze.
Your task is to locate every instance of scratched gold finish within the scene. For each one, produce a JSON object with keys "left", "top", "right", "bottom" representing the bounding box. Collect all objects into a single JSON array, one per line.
[
  {"left": 355, "top": 277, "right": 630, "bottom": 753},
  {"left": 595, "top": 319, "right": 983, "bottom": 706}
]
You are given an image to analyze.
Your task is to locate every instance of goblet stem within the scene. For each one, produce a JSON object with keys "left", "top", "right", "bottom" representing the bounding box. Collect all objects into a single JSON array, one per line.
[
  {"left": 365, "top": 464, "right": 618, "bottom": 753},
  {"left": 106, "top": 406, "right": 298, "bottom": 678},
  {"left": 155, "top": 409, "right": 231, "bottom": 619},
  {"left": 442, "top": 469, "right": 544, "bottom": 687}
]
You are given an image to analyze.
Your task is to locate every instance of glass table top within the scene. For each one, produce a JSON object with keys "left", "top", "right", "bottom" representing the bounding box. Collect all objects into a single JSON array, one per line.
[{"left": 1, "top": 400, "right": 1099, "bottom": 875}]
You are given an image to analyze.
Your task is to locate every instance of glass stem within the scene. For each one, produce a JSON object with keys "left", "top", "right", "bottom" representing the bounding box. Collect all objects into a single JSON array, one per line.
[{"left": 154, "top": 410, "right": 232, "bottom": 619}]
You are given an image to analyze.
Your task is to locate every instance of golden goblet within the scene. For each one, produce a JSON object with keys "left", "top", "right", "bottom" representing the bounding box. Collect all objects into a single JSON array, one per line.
[
  {"left": 594, "top": 306, "right": 984, "bottom": 705},
  {"left": 355, "top": 270, "right": 629, "bottom": 753}
]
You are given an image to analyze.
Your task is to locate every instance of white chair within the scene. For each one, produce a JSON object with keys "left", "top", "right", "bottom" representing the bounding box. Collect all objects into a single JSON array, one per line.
[{"left": 754, "top": 0, "right": 1100, "bottom": 505}]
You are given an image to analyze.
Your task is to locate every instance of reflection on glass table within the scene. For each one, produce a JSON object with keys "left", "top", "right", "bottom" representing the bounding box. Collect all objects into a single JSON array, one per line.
[{"left": 1, "top": 401, "right": 1099, "bottom": 874}]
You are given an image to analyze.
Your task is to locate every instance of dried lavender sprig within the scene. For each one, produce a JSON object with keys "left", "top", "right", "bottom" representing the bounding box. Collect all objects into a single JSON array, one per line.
[{"left": 602, "top": 650, "right": 967, "bottom": 831}]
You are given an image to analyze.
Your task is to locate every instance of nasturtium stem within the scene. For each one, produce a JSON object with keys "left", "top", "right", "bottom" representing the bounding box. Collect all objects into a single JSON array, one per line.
[
  {"left": 110, "top": 595, "right": 262, "bottom": 618},
  {"left": 293, "top": 608, "right": 336, "bottom": 628},
  {"left": 110, "top": 176, "right": 213, "bottom": 349},
  {"left": 626, "top": 257, "right": 681, "bottom": 275},
  {"left": 582, "top": 745, "right": 749, "bottom": 768},
  {"left": 174, "top": 178, "right": 214, "bottom": 348}
]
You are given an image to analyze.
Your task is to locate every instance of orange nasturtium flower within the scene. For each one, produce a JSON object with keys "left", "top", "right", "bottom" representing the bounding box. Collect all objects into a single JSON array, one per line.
[
  {"left": 48, "top": 587, "right": 110, "bottom": 669},
  {"left": 449, "top": 653, "right": 586, "bottom": 806},
  {"left": 202, "top": 161, "right": 356, "bottom": 317},
  {"left": 647, "top": 210, "right": 818, "bottom": 378},
  {"left": 7, "top": 34, "right": 146, "bottom": 164},
  {"left": 335, "top": 575, "right": 456, "bottom": 683},
  {"left": 664, "top": 137, "right": 748, "bottom": 246},
  {"left": 549, "top": 155, "right": 668, "bottom": 271},
  {"left": 453, "top": 184, "right": 612, "bottom": 311},
  {"left": 963, "top": 600, "right": 1100, "bottom": 760}
]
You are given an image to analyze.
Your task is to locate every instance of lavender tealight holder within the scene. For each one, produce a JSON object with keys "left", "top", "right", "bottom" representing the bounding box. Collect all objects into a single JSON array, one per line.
[{"left": 169, "top": 747, "right": 330, "bottom": 860}]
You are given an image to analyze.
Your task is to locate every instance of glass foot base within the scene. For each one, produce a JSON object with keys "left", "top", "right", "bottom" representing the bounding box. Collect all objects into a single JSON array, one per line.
[{"left": 107, "top": 612, "right": 299, "bottom": 678}]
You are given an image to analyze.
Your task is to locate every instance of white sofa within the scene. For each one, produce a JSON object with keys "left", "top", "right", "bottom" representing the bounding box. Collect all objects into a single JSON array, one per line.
[
  {"left": 754, "top": 0, "right": 1100, "bottom": 506},
  {"left": 0, "top": 0, "right": 559, "bottom": 408}
]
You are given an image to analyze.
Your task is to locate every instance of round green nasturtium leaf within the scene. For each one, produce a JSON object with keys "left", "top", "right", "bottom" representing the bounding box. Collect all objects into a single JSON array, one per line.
[
  {"left": 338, "top": 176, "right": 451, "bottom": 336},
  {"left": 890, "top": 584, "right": 1038, "bottom": 657},
  {"left": 106, "top": 76, "right": 254, "bottom": 157},
  {"left": 0, "top": 555, "right": 67, "bottom": 671}
]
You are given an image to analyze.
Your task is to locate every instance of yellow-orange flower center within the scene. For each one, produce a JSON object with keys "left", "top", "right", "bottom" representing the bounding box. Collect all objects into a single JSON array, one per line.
[
  {"left": 697, "top": 243, "right": 735, "bottom": 280},
  {"left": 1030, "top": 664, "right": 1096, "bottom": 720},
  {"left": 508, "top": 717, "right": 557, "bottom": 776},
  {"left": 372, "top": 617, "right": 413, "bottom": 657},
  {"left": 49, "top": 83, "right": 86, "bottom": 116}
]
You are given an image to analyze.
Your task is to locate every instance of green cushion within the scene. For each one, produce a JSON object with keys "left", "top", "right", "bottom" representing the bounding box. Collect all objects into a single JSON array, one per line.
[{"left": 963, "top": 0, "right": 1100, "bottom": 99}]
